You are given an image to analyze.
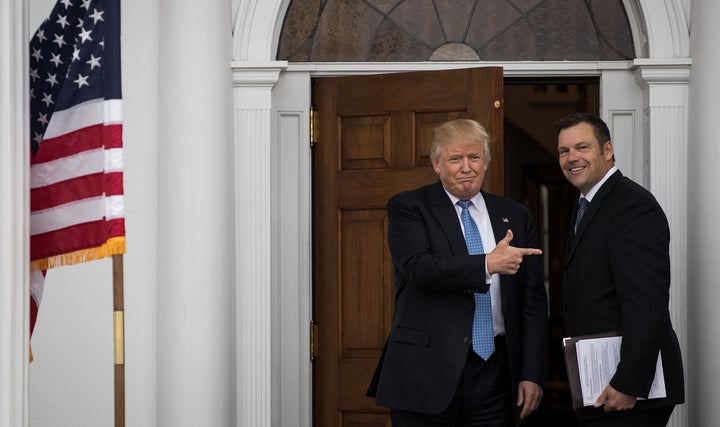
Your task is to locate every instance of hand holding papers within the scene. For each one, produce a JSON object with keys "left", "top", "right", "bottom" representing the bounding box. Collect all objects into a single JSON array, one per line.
[{"left": 563, "top": 332, "right": 666, "bottom": 410}]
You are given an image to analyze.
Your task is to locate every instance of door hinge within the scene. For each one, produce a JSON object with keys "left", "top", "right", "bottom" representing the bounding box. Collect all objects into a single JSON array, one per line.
[
  {"left": 310, "top": 320, "right": 319, "bottom": 361},
  {"left": 309, "top": 107, "right": 317, "bottom": 148}
]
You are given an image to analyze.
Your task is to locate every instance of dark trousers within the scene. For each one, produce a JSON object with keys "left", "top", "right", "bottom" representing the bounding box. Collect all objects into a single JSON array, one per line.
[
  {"left": 391, "top": 336, "right": 513, "bottom": 427},
  {"left": 578, "top": 405, "right": 675, "bottom": 427}
]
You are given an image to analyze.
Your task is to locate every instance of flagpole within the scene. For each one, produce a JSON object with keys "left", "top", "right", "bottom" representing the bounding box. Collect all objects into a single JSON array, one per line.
[{"left": 113, "top": 254, "right": 125, "bottom": 427}]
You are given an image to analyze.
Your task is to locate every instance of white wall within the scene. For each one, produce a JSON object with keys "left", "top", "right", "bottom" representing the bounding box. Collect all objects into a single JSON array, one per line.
[
  {"left": 687, "top": 1, "right": 720, "bottom": 425},
  {"left": 28, "top": 0, "right": 160, "bottom": 425}
]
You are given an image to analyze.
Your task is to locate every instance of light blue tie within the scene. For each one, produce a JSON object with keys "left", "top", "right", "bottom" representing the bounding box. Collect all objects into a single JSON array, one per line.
[{"left": 457, "top": 200, "right": 495, "bottom": 360}]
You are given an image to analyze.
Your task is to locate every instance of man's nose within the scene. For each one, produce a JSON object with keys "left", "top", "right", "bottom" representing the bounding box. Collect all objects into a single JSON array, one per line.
[{"left": 566, "top": 149, "right": 579, "bottom": 162}]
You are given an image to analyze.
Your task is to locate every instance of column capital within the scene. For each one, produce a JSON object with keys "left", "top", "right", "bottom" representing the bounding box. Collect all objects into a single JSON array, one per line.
[
  {"left": 633, "top": 59, "right": 691, "bottom": 86},
  {"left": 231, "top": 61, "right": 287, "bottom": 87}
]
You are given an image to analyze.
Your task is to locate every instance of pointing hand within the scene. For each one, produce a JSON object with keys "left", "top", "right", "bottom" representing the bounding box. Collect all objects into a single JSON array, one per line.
[{"left": 486, "top": 230, "right": 542, "bottom": 275}]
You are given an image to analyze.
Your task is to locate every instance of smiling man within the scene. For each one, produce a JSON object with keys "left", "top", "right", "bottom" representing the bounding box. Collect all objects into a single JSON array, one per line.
[
  {"left": 367, "top": 119, "right": 548, "bottom": 426},
  {"left": 554, "top": 113, "right": 685, "bottom": 426}
]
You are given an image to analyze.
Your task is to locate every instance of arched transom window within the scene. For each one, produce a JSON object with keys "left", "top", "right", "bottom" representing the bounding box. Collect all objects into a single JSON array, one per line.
[{"left": 277, "top": 0, "right": 634, "bottom": 61}]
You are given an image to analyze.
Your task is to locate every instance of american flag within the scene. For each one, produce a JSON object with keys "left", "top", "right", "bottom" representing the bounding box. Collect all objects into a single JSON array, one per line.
[{"left": 29, "top": 0, "right": 125, "bottom": 336}]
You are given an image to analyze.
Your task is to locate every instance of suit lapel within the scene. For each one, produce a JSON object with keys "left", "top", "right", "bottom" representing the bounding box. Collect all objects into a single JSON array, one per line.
[
  {"left": 427, "top": 182, "right": 468, "bottom": 255},
  {"left": 565, "top": 170, "right": 623, "bottom": 267},
  {"left": 483, "top": 191, "right": 511, "bottom": 245},
  {"left": 483, "top": 191, "right": 513, "bottom": 312}
]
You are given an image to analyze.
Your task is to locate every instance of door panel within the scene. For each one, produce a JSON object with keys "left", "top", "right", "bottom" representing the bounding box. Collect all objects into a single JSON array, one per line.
[{"left": 312, "top": 67, "right": 504, "bottom": 426}]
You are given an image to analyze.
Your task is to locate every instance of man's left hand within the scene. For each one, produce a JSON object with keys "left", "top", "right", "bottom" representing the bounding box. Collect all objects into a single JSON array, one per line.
[
  {"left": 594, "top": 385, "right": 637, "bottom": 412},
  {"left": 517, "top": 380, "right": 543, "bottom": 419}
]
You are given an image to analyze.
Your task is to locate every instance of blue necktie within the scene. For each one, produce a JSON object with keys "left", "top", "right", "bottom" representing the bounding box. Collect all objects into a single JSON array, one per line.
[
  {"left": 574, "top": 197, "right": 589, "bottom": 233},
  {"left": 457, "top": 200, "right": 495, "bottom": 360}
]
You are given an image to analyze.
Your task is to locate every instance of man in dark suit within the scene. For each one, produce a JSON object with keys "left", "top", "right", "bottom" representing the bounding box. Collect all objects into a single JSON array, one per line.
[
  {"left": 367, "top": 119, "right": 548, "bottom": 426},
  {"left": 555, "top": 113, "right": 685, "bottom": 426}
]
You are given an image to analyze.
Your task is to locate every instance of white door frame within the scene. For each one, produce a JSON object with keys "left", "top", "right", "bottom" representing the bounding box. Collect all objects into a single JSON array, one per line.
[{"left": 231, "top": 1, "right": 689, "bottom": 426}]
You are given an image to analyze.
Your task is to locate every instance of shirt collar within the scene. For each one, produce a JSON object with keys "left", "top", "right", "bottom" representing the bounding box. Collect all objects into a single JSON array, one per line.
[{"left": 582, "top": 166, "right": 617, "bottom": 203}]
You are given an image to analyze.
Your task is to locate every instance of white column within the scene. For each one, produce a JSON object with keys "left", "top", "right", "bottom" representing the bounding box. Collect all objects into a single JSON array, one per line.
[
  {"left": 232, "top": 62, "right": 284, "bottom": 427},
  {"left": 156, "top": 0, "right": 235, "bottom": 425},
  {"left": 688, "top": 1, "right": 720, "bottom": 426},
  {"left": 0, "top": 0, "right": 29, "bottom": 426},
  {"left": 634, "top": 62, "right": 690, "bottom": 427}
]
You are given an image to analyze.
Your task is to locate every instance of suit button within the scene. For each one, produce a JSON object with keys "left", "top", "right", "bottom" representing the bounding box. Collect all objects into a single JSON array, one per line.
[{"left": 463, "top": 337, "right": 470, "bottom": 344}]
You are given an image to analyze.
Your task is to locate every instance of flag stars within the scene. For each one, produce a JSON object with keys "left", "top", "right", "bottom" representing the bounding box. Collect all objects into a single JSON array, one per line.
[
  {"left": 45, "top": 73, "right": 59, "bottom": 87},
  {"left": 86, "top": 54, "right": 101, "bottom": 69},
  {"left": 49, "top": 52, "right": 63, "bottom": 67},
  {"left": 89, "top": 8, "right": 104, "bottom": 24},
  {"left": 30, "top": 68, "right": 40, "bottom": 81},
  {"left": 33, "top": 132, "right": 44, "bottom": 146},
  {"left": 74, "top": 73, "right": 89, "bottom": 88},
  {"left": 80, "top": 0, "right": 90, "bottom": 10},
  {"left": 35, "top": 29, "right": 47, "bottom": 43},
  {"left": 78, "top": 27, "right": 93, "bottom": 43},
  {"left": 31, "top": 48, "right": 43, "bottom": 62},
  {"left": 52, "top": 33, "right": 66, "bottom": 48},
  {"left": 41, "top": 92, "right": 54, "bottom": 107},
  {"left": 72, "top": 47, "right": 81, "bottom": 61},
  {"left": 59, "top": 0, "right": 73, "bottom": 8},
  {"left": 36, "top": 113, "right": 49, "bottom": 127},
  {"left": 56, "top": 14, "right": 69, "bottom": 29}
]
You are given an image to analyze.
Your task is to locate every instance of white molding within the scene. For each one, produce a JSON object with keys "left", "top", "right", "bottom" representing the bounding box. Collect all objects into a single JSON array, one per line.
[
  {"left": 624, "top": 0, "right": 650, "bottom": 58},
  {"left": 272, "top": 70, "right": 312, "bottom": 426},
  {"left": 0, "top": 0, "right": 29, "bottom": 425},
  {"left": 233, "top": 66, "right": 283, "bottom": 427},
  {"left": 285, "top": 60, "right": 635, "bottom": 76},
  {"left": 232, "top": 0, "right": 290, "bottom": 61},
  {"left": 637, "top": 0, "right": 690, "bottom": 58}
]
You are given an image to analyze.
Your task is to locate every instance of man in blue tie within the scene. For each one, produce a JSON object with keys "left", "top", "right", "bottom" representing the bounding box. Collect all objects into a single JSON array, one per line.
[
  {"left": 555, "top": 113, "right": 684, "bottom": 426},
  {"left": 367, "top": 119, "right": 548, "bottom": 426}
]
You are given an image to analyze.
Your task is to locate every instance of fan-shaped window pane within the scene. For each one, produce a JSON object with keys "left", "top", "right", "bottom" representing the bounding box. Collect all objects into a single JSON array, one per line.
[{"left": 277, "top": 0, "right": 634, "bottom": 61}]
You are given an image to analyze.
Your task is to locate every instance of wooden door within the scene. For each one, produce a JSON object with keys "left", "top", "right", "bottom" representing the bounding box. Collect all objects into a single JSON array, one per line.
[{"left": 312, "top": 68, "right": 504, "bottom": 426}]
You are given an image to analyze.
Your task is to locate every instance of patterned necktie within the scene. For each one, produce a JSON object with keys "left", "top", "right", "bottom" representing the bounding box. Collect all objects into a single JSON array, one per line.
[
  {"left": 457, "top": 200, "right": 495, "bottom": 360},
  {"left": 574, "top": 197, "right": 589, "bottom": 233}
]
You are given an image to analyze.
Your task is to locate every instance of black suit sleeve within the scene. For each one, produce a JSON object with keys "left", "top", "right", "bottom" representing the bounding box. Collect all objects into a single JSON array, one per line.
[
  {"left": 516, "top": 208, "right": 548, "bottom": 385},
  {"left": 387, "top": 192, "right": 489, "bottom": 294},
  {"left": 608, "top": 190, "right": 671, "bottom": 397}
]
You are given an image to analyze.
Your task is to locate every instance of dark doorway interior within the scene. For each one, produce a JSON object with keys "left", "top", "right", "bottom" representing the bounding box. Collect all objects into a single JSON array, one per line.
[{"left": 503, "top": 78, "right": 599, "bottom": 426}]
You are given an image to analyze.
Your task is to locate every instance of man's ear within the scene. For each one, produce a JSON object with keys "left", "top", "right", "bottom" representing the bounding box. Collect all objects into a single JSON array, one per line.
[
  {"left": 603, "top": 141, "right": 614, "bottom": 160},
  {"left": 431, "top": 159, "right": 441, "bottom": 174}
]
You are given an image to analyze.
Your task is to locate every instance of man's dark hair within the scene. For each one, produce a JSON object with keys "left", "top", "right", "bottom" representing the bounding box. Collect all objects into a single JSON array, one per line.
[
  {"left": 553, "top": 113, "right": 615, "bottom": 162},
  {"left": 553, "top": 113, "right": 611, "bottom": 143}
]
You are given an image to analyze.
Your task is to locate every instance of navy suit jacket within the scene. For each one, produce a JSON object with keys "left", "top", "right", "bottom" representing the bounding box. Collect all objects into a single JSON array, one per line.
[
  {"left": 367, "top": 181, "right": 548, "bottom": 423},
  {"left": 563, "top": 170, "right": 685, "bottom": 417}
]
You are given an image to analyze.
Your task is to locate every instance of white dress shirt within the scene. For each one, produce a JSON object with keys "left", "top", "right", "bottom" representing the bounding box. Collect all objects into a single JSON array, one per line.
[{"left": 445, "top": 189, "right": 506, "bottom": 337}]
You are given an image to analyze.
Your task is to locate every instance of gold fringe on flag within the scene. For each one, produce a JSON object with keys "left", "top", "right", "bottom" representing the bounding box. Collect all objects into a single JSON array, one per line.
[{"left": 30, "top": 237, "right": 126, "bottom": 271}]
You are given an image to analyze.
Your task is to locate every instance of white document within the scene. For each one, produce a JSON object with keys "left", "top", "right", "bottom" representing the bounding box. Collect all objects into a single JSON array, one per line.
[{"left": 575, "top": 336, "right": 666, "bottom": 406}]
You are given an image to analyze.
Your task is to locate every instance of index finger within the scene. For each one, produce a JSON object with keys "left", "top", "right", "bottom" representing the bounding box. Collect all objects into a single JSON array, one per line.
[{"left": 520, "top": 248, "right": 542, "bottom": 256}]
